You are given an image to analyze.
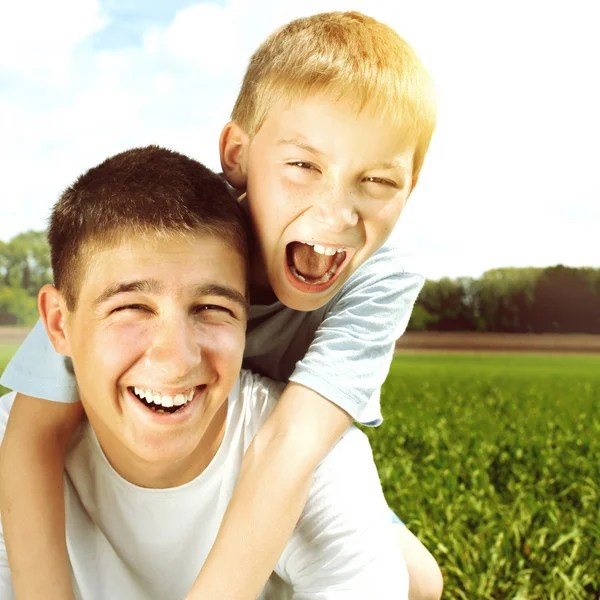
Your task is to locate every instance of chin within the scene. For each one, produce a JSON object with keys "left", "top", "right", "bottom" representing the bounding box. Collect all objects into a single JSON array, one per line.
[{"left": 275, "top": 283, "right": 338, "bottom": 312}]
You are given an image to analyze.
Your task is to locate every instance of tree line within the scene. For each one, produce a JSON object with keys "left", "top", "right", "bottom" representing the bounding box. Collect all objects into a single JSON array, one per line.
[
  {"left": 0, "top": 230, "right": 598, "bottom": 333},
  {"left": 0, "top": 231, "right": 52, "bottom": 325},
  {"left": 409, "top": 266, "right": 600, "bottom": 334}
]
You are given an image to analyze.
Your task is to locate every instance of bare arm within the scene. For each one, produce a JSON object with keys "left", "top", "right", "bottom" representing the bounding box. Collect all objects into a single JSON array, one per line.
[
  {"left": 185, "top": 382, "right": 352, "bottom": 600},
  {"left": 0, "top": 393, "right": 83, "bottom": 600}
]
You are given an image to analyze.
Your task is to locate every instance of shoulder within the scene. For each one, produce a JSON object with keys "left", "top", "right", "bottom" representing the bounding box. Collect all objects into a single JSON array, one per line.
[
  {"left": 235, "top": 369, "right": 286, "bottom": 430},
  {"left": 275, "top": 426, "right": 408, "bottom": 596},
  {"left": 313, "top": 426, "right": 379, "bottom": 493},
  {"left": 320, "top": 236, "right": 425, "bottom": 328},
  {"left": 333, "top": 236, "right": 425, "bottom": 307}
]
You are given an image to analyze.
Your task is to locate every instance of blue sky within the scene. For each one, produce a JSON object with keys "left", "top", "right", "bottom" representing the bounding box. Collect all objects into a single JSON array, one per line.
[
  {"left": 1, "top": 0, "right": 598, "bottom": 280},
  {"left": 91, "top": 0, "right": 209, "bottom": 50}
]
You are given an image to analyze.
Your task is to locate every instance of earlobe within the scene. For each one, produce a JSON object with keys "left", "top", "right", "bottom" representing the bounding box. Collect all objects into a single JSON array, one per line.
[
  {"left": 38, "top": 284, "right": 72, "bottom": 356},
  {"left": 219, "top": 121, "right": 249, "bottom": 190},
  {"left": 410, "top": 175, "right": 419, "bottom": 194},
  {"left": 404, "top": 175, "right": 419, "bottom": 206}
]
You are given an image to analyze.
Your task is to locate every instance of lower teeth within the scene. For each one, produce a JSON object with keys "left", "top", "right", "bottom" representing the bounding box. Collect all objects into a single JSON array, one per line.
[
  {"left": 290, "top": 265, "right": 337, "bottom": 284},
  {"left": 289, "top": 249, "right": 345, "bottom": 285}
]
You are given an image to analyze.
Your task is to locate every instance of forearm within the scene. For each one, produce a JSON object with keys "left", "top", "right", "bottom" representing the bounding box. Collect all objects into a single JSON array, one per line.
[
  {"left": 186, "top": 383, "right": 353, "bottom": 600},
  {"left": 189, "top": 433, "right": 314, "bottom": 600},
  {"left": 0, "top": 393, "right": 83, "bottom": 600}
]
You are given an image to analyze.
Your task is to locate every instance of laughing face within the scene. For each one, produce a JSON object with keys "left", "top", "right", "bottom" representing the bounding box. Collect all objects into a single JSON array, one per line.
[
  {"left": 43, "top": 232, "right": 247, "bottom": 488},
  {"left": 222, "top": 93, "right": 418, "bottom": 311}
]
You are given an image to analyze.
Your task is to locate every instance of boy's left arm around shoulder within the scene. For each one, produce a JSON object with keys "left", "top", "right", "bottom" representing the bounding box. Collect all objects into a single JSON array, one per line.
[
  {"left": 186, "top": 250, "right": 424, "bottom": 599},
  {"left": 185, "top": 382, "right": 352, "bottom": 600}
]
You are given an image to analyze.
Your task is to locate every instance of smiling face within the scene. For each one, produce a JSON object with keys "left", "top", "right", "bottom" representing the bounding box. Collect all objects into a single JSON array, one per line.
[
  {"left": 223, "top": 93, "right": 417, "bottom": 311},
  {"left": 51, "top": 232, "right": 247, "bottom": 488}
]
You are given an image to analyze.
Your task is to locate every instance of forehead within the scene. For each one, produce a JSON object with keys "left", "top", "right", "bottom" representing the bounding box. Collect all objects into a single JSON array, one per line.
[
  {"left": 76, "top": 232, "right": 246, "bottom": 300},
  {"left": 255, "top": 92, "right": 416, "bottom": 168}
]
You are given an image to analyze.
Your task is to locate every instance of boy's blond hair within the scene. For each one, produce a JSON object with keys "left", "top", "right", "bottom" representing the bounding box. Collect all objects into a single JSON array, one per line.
[{"left": 232, "top": 11, "right": 437, "bottom": 177}]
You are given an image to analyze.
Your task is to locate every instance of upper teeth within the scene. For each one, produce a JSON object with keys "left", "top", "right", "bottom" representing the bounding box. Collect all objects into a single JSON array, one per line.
[
  {"left": 133, "top": 386, "right": 195, "bottom": 407},
  {"left": 302, "top": 242, "right": 345, "bottom": 256}
]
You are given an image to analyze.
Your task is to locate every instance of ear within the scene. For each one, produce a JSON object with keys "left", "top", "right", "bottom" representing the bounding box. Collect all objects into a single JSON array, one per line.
[
  {"left": 219, "top": 121, "right": 250, "bottom": 190},
  {"left": 403, "top": 175, "right": 420, "bottom": 207},
  {"left": 410, "top": 175, "right": 419, "bottom": 193},
  {"left": 38, "top": 284, "right": 72, "bottom": 357}
]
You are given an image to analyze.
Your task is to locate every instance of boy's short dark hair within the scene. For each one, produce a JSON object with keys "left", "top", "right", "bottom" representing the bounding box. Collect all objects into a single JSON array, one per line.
[{"left": 49, "top": 145, "right": 249, "bottom": 309}]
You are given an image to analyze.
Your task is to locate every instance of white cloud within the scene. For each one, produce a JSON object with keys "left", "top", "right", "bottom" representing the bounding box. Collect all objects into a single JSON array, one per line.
[
  {"left": 0, "top": 0, "right": 105, "bottom": 76},
  {"left": 150, "top": 3, "right": 241, "bottom": 69},
  {"left": 0, "top": 0, "right": 598, "bottom": 279}
]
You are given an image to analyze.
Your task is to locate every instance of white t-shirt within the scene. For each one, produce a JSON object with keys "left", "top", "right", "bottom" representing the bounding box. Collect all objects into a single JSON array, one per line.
[{"left": 0, "top": 370, "right": 408, "bottom": 600}]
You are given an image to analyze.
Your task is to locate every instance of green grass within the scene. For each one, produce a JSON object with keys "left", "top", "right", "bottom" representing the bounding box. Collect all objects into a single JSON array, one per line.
[
  {"left": 1, "top": 346, "right": 598, "bottom": 597},
  {"left": 0, "top": 344, "right": 19, "bottom": 396},
  {"left": 367, "top": 353, "right": 600, "bottom": 599}
]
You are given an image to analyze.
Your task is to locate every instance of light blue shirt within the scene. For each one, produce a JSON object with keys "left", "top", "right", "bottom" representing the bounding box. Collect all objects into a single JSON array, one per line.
[{"left": 1, "top": 236, "right": 423, "bottom": 426}]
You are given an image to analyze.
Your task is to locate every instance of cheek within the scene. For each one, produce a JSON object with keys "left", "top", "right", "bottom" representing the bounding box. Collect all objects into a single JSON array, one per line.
[
  {"left": 365, "top": 199, "right": 406, "bottom": 241},
  {"left": 248, "top": 165, "right": 293, "bottom": 214},
  {"left": 87, "top": 322, "right": 152, "bottom": 380},
  {"left": 197, "top": 326, "right": 245, "bottom": 373}
]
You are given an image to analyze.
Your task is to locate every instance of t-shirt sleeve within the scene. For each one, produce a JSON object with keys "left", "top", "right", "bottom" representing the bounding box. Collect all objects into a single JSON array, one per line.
[
  {"left": 288, "top": 241, "right": 424, "bottom": 425},
  {"left": 0, "top": 318, "right": 78, "bottom": 403},
  {"left": 274, "top": 427, "right": 408, "bottom": 599}
]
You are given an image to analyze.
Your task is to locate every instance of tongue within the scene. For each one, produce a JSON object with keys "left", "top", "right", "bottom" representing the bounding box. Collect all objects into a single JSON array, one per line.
[{"left": 289, "top": 242, "right": 335, "bottom": 280}]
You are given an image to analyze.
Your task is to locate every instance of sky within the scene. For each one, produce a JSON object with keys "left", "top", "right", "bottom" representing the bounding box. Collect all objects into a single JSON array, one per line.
[{"left": 0, "top": 0, "right": 598, "bottom": 280}]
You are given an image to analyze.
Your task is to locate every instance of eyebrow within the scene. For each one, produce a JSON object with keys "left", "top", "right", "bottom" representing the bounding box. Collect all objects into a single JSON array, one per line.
[
  {"left": 376, "top": 161, "right": 411, "bottom": 176},
  {"left": 93, "top": 279, "right": 165, "bottom": 308},
  {"left": 276, "top": 138, "right": 326, "bottom": 158},
  {"left": 93, "top": 279, "right": 248, "bottom": 314},
  {"left": 192, "top": 283, "right": 249, "bottom": 314}
]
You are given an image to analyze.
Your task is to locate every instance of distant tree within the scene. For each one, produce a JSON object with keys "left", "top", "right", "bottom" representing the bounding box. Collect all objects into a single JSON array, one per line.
[
  {"left": 0, "top": 230, "right": 52, "bottom": 326},
  {"left": 412, "top": 266, "right": 599, "bottom": 334},
  {"left": 475, "top": 268, "right": 543, "bottom": 332},
  {"left": 0, "top": 286, "right": 38, "bottom": 326},
  {"left": 0, "top": 230, "right": 52, "bottom": 295},
  {"left": 531, "top": 265, "right": 600, "bottom": 333},
  {"left": 416, "top": 278, "right": 478, "bottom": 331},
  {"left": 407, "top": 304, "right": 438, "bottom": 330}
]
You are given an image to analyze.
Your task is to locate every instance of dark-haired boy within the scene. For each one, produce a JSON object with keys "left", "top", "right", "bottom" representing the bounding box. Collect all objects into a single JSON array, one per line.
[{"left": 0, "top": 146, "right": 406, "bottom": 599}]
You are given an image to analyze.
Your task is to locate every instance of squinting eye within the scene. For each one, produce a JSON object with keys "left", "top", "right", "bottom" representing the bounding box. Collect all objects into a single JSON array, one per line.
[
  {"left": 364, "top": 177, "right": 396, "bottom": 187},
  {"left": 113, "top": 304, "right": 148, "bottom": 313},
  {"left": 195, "top": 304, "right": 235, "bottom": 318},
  {"left": 290, "top": 162, "right": 316, "bottom": 170}
]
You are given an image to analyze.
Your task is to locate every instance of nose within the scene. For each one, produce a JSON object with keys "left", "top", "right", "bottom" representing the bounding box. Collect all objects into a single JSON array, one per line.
[
  {"left": 313, "top": 184, "right": 359, "bottom": 232},
  {"left": 147, "top": 315, "right": 200, "bottom": 379}
]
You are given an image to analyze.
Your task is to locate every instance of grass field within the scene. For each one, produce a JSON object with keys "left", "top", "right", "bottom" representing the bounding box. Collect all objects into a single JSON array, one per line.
[
  {"left": 367, "top": 353, "right": 600, "bottom": 599},
  {"left": 1, "top": 345, "right": 598, "bottom": 598}
]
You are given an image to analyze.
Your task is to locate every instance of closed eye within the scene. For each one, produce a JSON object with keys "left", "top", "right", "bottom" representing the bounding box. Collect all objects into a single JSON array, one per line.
[
  {"left": 364, "top": 176, "right": 398, "bottom": 187},
  {"left": 112, "top": 304, "right": 149, "bottom": 313},
  {"left": 194, "top": 304, "right": 236, "bottom": 318},
  {"left": 288, "top": 161, "right": 319, "bottom": 171}
]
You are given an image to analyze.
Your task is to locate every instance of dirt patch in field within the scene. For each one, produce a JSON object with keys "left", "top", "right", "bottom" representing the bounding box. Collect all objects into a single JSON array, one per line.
[
  {"left": 396, "top": 332, "right": 600, "bottom": 354},
  {"left": 4, "top": 327, "right": 600, "bottom": 354},
  {"left": 0, "top": 327, "right": 31, "bottom": 344}
]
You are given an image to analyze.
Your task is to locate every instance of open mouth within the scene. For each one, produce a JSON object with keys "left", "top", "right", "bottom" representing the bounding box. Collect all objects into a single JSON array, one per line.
[
  {"left": 128, "top": 385, "right": 203, "bottom": 414},
  {"left": 286, "top": 241, "right": 348, "bottom": 286}
]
